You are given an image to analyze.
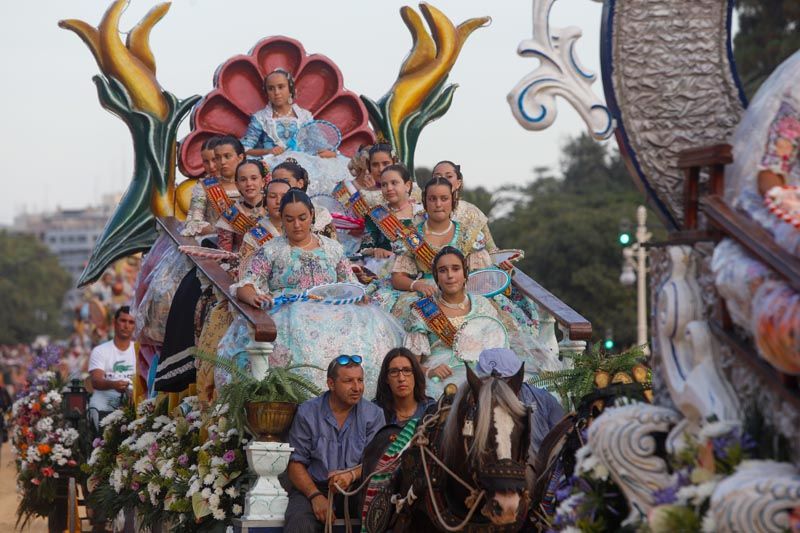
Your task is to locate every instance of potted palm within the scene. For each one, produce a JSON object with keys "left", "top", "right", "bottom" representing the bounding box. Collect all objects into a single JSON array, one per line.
[{"left": 212, "top": 358, "right": 321, "bottom": 442}]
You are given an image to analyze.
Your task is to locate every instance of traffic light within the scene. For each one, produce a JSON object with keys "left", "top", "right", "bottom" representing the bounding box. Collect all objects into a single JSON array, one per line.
[
  {"left": 603, "top": 329, "right": 615, "bottom": 351},
  {"left": 618, "top": 219, "right": 632, "bottom": 246}
]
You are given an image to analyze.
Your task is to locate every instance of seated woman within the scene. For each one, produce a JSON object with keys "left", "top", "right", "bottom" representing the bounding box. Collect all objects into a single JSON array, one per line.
[
  {"left": 360, "top": 164, "right": 422, "bottom": 272},
  {"left": 182, "top": 135, "right": 245, "bottom": 237},
  {"left": 432, "top": 160, "right": 497, "bottom": 252},
  {"left": 215, "top": 159, "right": 268, "bottom": 252},
  {"left": 385, "top": 178, "right": 555, "bottom": 366},
  {"left": 371, "top": 177, "right": 488, "bottom": 320},
  {"left": 272, "top": 160, "right": 338, "bottom": 240},
  {"left": 225, "top": 190, "right": 405, "bottom": 396},
  {"left": 373, "top": 347, "right": 435, "bottom": 426},
  {"left": 404, "top": 247, "right": 550, "bottom": 397},
  {"left": 239, "top": 178, "right": 290, "bottom": 258},
  {"left": 240, "top": 68, "right": 351, "bottom": 196},
  {"left": 391, "top": 177, "right": 489, "bottom": 298},
  {"left": 358, "top": 143, "right": 422, "bottom": 207}
]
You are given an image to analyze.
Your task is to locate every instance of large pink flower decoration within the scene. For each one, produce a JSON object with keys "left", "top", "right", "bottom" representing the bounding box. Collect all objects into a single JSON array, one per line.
[{"left": 178, "top": 36, "right": 376, "bottom": 178}]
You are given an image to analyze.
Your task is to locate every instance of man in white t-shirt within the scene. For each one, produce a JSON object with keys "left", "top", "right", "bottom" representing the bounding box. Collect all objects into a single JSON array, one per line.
[{"left": 88, "top": 306, "right": 136, "bottom": 429}]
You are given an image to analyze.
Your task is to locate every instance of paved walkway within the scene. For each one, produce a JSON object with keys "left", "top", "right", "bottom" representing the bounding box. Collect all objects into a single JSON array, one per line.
[{"left": 0, "top": 442, "right": 49, "bottom": 532}]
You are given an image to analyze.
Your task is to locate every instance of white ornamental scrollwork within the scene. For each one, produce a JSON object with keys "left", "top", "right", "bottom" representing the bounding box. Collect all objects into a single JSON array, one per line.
[
  {"left": 655, "top": 245, "right": 740, "bottom": 426},
  {"left": 507, "top": 0, "right": 615, "bottom": 140},
  {"left": 587, "top": 403, "right": 680, "bottom": 525},
  {"left": 710, "top": 461, "right": 800, "bottom": 533}
]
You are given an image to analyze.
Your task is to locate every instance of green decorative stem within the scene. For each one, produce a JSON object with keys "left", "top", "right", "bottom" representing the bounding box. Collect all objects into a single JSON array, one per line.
[
  {"left": 77, "top": 76, "right": 199, "bottom": 286},
  {"left": 362, "top": 78, "right": 458, "bottom": 184}
]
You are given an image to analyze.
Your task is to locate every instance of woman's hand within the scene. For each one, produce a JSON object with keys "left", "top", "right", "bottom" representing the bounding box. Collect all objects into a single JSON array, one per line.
[
  {"left": 351, "top": 265, "right": 374, "bottom": 285},
  {"left": 411, "top": 281, "right": 437, "bottom": 297},
  {"left": 317, "top": 149, "right": 337, "bottom": 159},
  {"left": 373, "top": 248, "right": 394, "bottom": 259},
  {"left": 271, "top": 146, "right": 285, "bottom": 156},
  {"left": 428, "top": 364, "right": 453, "bottom": 381},
  {"left": 498, "top": 259, "right": 515, "bottom": 272},
  {"left": 237, "top": 286, "right": 273, "bottom": 309}
]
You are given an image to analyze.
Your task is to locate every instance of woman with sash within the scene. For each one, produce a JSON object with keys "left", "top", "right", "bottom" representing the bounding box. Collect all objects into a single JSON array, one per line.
[
  {"left": 222, "top": 190, "right": 404, "bottom": 396},
  {"left": 216, "top": 159, "right": 269, "bottom": 252},
  {"left": 238, "top": 178, "right": 290, "bottom": 260},
  {"left": 196, "top": 176, "right": 290, "bottom": 407},
  {"left": 356, "top": 144, "right": 422, "bottom": 208},
  {"left": 355, "top": 164, "right": 424, "bottom": 279},
  {"left": 240, "top": 68, "right": 351, "bottom": 197},
  {"left": 432, "top": 160, "right": 497, "bottom": 252},
  {"left": 404, "top": 247, "right": 549, "bottom": 397},
  {"left": 390, "top": 177, "right": 488, "bottom": 295},
  {"left": 385, "top": 178, "right": 552, "bottom": 357},
  {"left": 182, "top": 135, "right": 245, "bottom": 237}
]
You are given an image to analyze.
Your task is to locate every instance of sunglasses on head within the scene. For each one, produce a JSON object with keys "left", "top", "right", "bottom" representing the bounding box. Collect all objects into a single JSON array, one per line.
[{"left": 334, "top": 355, "right": 363, "bottom": 366}]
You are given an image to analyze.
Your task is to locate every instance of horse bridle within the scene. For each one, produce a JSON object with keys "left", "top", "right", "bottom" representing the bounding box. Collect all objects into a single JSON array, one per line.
[
  {"left": 414, "top": 389, "right": 532, "bottom": 532},
  {"left": 460, "top": 390, "right": 531, "bottom": 493}
]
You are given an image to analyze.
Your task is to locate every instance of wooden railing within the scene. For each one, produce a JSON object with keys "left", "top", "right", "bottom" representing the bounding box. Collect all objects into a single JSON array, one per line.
[
  {"left": 156, "top": 216, "right": 591, "bottom": 355},
  {"left": 511, "top": 270, "right": 592, "bottom": 355},
  {"left": 677, "top": 144, "right": 800, "bottom": 395}
]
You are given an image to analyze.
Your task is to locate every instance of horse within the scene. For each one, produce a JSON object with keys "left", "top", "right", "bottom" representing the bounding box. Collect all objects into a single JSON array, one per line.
[{"left": 360, "top": 363, "right": 532, "bottom": 532}]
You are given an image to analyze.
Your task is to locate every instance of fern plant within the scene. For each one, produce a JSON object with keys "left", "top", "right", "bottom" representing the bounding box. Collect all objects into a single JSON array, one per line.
[
  {"left": 200, "top": 352, "right": 322, "bottom": 441},
  {"left": 532, "top": 343, "right": 650, "bottom": 411}
]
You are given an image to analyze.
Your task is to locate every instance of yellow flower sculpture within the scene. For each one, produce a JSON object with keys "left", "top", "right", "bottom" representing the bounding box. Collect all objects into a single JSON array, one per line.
[
  {"left": 59, "top": 0, "right": 200, "bottom": 286},
  {"left": 59, "top": 0, "right": 169, "bottom": 120},
  {"left": 362, "top": 3, "right": 490, "bottom": 172}
]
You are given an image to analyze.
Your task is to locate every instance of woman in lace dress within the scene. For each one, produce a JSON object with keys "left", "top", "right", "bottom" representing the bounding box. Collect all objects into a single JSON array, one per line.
[
  {"left": 219, "top": 190, "right": 404, "bottom": 396},
  {"left": 182, "top": 135, "right": 245, "bottom": 237},
  {"left": 404, "top": 247, "right": 548, "bottom": 397},
  {"left": 240, "top": 68, "right": 351, "bottom": 197}
]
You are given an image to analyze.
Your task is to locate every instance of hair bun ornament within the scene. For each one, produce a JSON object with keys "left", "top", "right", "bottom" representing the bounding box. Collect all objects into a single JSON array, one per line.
[{"left": 285, "top": 157, "right": 299, "bottom": 165}]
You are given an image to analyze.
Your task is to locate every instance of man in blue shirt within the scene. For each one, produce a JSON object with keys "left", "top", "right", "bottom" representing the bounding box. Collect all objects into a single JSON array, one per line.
[
  {"left": 284, "top": 355, "right": 385, "bottom": 532},
  {"left": 475, "top": 348, "right": 565, "bottom": 464}
]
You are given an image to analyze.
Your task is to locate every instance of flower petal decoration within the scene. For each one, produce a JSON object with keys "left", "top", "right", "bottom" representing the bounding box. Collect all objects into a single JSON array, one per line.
[{"left": 178, "top": 36, "right": 375, "bottom": 179}]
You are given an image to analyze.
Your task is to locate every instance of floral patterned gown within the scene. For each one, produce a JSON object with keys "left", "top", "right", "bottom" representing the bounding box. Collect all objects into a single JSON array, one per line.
[
  {"left": 217, "top": 235, "right": 404, "bottom": 397},
  {"left": 378, "top": 219, "right": 561, "bottom": 373},
  {"left": 405, "top": 294, "right": 553, "bottom": 398}
]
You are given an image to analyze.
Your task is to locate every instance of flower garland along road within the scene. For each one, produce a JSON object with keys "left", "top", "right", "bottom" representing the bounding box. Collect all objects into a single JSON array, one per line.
[
  {"left": 84, "top": 396, "right": 249, "bottom": 532},
  {"left": 10, "top": 346, "right": 84, "bottom": 528}
]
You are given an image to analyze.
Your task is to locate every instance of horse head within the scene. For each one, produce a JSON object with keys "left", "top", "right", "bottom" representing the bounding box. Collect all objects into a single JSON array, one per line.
[{"left": 441, "top": 363, "right": 531, "bottom": 528}]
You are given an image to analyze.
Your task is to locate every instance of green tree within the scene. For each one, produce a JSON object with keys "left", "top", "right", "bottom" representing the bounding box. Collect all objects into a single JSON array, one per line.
[
  {"left": 734, "top": 0, "right": 800, "bottom": 98},
  {"left": 491, "top": 134, "right": 664, "bottom": 348},
  {"left": 0, "top": 231, "right": 72, "bottom": 344}
]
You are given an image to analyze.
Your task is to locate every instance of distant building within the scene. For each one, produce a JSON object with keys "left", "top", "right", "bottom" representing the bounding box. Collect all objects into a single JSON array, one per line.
[{"left": 12, "top": 195, "right": 119, "bottom": 280}]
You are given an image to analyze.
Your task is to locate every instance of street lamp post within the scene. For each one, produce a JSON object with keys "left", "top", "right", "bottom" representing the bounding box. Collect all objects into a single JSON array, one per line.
[{"left": 619, "top": 206, "right": 652, "bottom": 354}]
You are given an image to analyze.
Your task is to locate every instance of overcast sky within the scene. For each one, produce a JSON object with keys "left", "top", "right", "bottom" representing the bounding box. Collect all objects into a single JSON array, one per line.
[{"left": 0, "top": 0, "right": 607, "bottom": 225}]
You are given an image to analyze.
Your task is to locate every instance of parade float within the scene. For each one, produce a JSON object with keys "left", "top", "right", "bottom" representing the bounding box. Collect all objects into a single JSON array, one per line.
[
  {"left": 10, "top": 1, "right": 593, "bottom": 531},
  {"left": 10, "top": 0, "right": 799, "bottom": 530}
]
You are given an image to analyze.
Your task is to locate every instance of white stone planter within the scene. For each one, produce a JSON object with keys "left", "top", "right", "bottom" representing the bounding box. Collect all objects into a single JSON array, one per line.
[{"left": 242, "top": 441, "right": 294, "bottom": 522}]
